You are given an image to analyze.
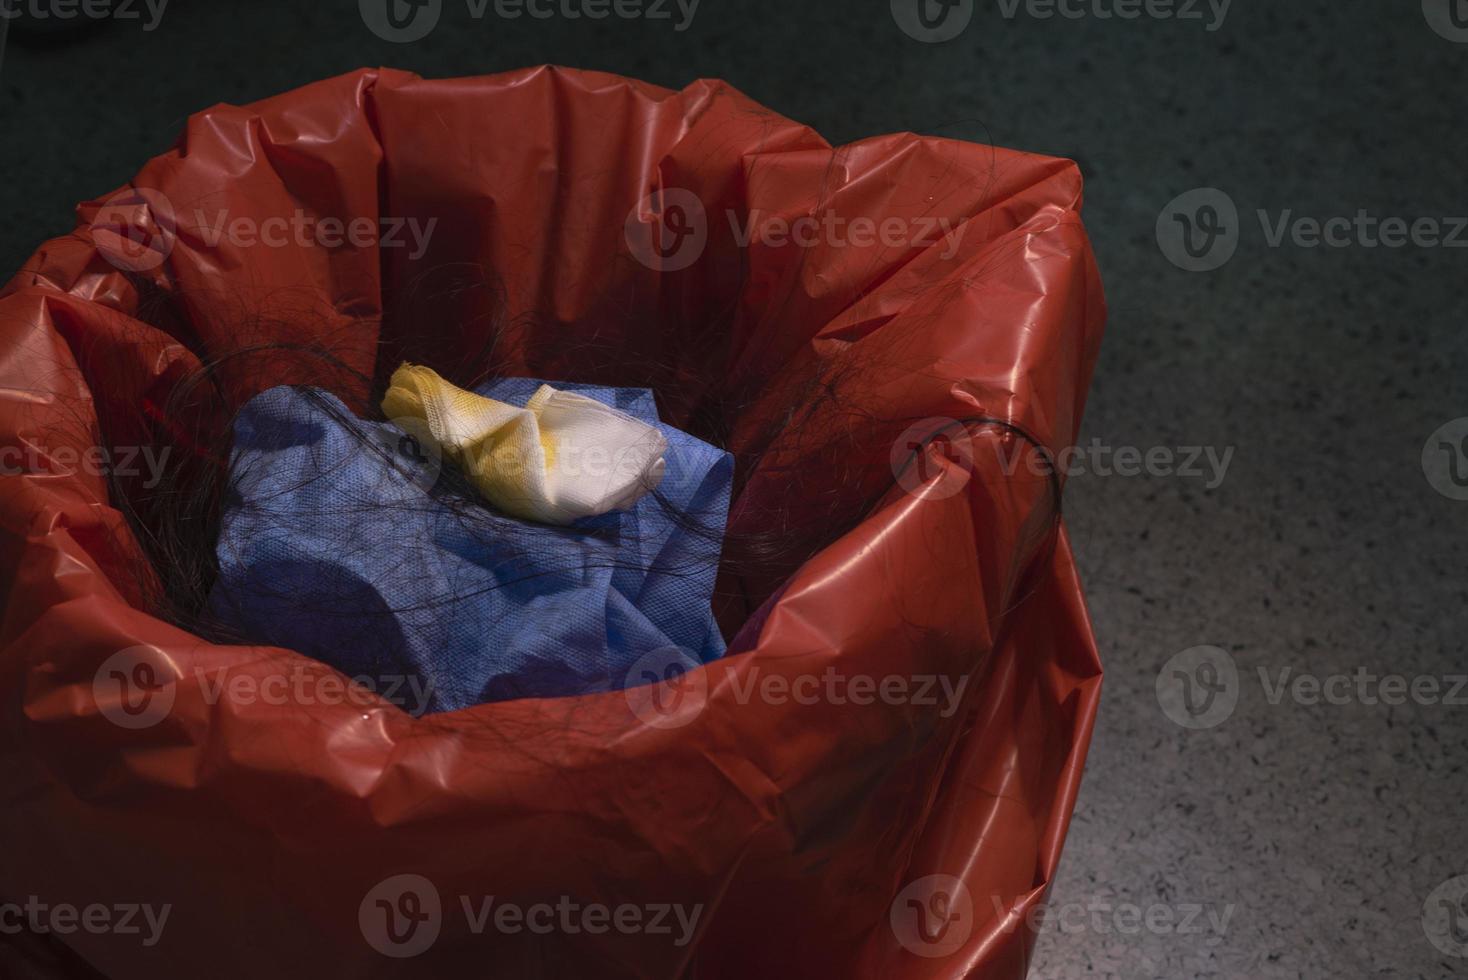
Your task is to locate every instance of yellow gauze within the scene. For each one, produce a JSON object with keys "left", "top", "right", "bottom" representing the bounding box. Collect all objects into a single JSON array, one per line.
[{"left": 381, "top": 364, "right": 668, "bottom": 525}]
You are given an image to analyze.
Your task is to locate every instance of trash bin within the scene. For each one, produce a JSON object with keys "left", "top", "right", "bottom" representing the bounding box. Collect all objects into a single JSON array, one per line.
[{"left": 0, "top": 66, "right": 1105, "bottom": 979}]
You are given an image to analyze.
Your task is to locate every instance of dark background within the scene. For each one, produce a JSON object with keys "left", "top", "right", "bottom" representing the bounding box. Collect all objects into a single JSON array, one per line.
[{"left": 3, "top": 2, "right": 1465, "bottom": 977}]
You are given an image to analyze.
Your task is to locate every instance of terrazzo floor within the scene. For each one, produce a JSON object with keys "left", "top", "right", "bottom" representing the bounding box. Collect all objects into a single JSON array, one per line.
[{"left": 2, "top": 2, "right": 1464, "bottom": 976}]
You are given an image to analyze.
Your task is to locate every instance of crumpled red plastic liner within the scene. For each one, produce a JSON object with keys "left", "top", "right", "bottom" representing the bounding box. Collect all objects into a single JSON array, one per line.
[{"left": 0, "top": 66, "right": 1105, "bottom": 979}]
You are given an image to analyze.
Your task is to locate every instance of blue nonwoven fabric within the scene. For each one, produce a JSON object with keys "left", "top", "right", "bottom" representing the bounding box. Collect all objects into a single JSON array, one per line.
[{"left": 205, "top": 379, "right": 733, "bottom": 714}]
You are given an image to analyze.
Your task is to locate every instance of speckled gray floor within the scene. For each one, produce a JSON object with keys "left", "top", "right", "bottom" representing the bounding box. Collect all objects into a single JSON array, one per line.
[{"left": 3, "top": 2, "right": 1465, "bottom": 978}]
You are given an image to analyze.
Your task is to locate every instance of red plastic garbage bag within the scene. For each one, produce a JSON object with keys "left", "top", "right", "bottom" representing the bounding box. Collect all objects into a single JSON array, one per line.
[{"left": 0, "top": 67, "right": 1104, "bottom": 979}]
